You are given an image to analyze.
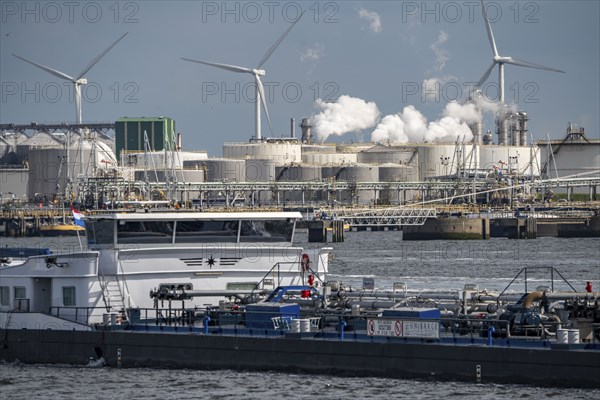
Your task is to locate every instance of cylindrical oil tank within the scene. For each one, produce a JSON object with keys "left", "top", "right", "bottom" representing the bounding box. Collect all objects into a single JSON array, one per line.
[
  {"left": 276, "top": 165, "right": 322, "bottom": 182},
  {"left": 378, "top": 163, "right": 418, "bottom": 182},
  {"left": 328, "top": 164, "right": 379, "bottom": 205},
  {"left": 417, "top": 144, "right": 473, "bottom": 180},
  {"left": 378, "top": 164, "right": 419, "bottom": 205},
  {"left": 301, "top": 144, "right": 336, "bottom": 153},
  {"left": 184, "top": 159, "right": 245, "bottom": 182},
  {"left": 276, "top": 165, "right": 323, "bottom": 203},
  {"left": 302, "top": 152, "right": 357, "bottom": 165},
  {"left": 27, "top": 147, "right": 65, "bottom": 197},
  {"left": 338, "top": 164, "right": 379, "bottom": 182},
  {"left": 357, "top": 145, "right": 417, "bottom": 165},
  {"left": 27, "top": 140, "right": 117, "bottom": 198},
  {"left": 478, "top": 145, "right": 534, "bottom": 175},
  {"left": 245, "top": 159, "right": 277, "bottom": 182},
  {"left": 223, "top": 142, "right": 301, "bottom": 165}
]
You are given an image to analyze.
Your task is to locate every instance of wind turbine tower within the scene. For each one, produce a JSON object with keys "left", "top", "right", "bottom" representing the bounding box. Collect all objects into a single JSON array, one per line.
[
  {"left": 13, "top": 33, "right": 128, "bottom": 124},
  {"left": 182, "top": 14, "right": 303, "bottom": 141},
  {"left": 477, "top": 1, "right": 564, "bottom": 105}
]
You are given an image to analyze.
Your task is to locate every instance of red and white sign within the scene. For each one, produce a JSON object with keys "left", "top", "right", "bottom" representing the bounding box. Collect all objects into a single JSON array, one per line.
[{"left": 366, "top": 319, "right": 439, "bottom": 339}]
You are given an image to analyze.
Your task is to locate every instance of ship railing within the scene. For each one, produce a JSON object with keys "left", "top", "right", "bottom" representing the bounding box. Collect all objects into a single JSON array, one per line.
[
  {"left": 43, "top": 306, "right": 600, "bottom": 346},
  {"left": 49, "top": 306, "right": 96, "bottom": 325}
]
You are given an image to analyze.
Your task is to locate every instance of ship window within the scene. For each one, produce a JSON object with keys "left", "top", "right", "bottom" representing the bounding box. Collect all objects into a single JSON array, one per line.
[
  {"left": 87, "top": 220, "right": 115, "bottom": 245},
  {"left": 62, "top": 287, "right": 76, "bottom": 306},
  {"left": 117, "top": 221, "right": 174, "bottom": 244},
  {"left": 14, "top": 286, "right": 26, "bottom": 299},
  {"left": 0, "top": 287, "right": 9, "bottom": 305},
  {"left": 226, "top": 282, "right": 258, "bottom": 291},
  {"left": 239, "top": 220, "right": 294, "bottom": 242},
  {"left": 175, "top": 220, "right": 239, "bottom": 243}
]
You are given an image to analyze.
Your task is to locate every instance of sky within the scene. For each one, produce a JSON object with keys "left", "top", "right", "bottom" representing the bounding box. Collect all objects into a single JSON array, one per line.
[{"left": 1, "top": 1, "right": 598, "bottom": 156}]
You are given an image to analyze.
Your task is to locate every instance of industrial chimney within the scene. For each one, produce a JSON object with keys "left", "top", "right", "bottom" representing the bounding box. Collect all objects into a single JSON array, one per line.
[{"left": 300, "top": 118, "right": 312, "bottom": 144}]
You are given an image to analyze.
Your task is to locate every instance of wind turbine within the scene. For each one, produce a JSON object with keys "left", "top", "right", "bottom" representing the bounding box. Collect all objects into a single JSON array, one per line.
[
  {"left": 476, "top": 0, "right": 564, "bottom": 105},
  {"left": 182, "top": 14, "right": 303, "bottom": 141},
  {"left": 12, "top": 33, "right": 128, "bottom": 124}
]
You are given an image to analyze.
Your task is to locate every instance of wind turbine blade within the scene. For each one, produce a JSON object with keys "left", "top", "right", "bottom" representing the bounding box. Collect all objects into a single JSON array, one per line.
[
  {"left": 477, "top": 62, "right": 496, "bottom": 87},
  {"left": 181, "top": 58, "right": 253, "bottom": 74},
  {"left": 77, "top": 32, "right": 128, "bottom": 79},
  {"left": 256, "top": 75, "right": 273, "bottom": 135},
  {"left": 12, "top": 53, "right": 75, "bottom": 82},
  {"left": 505, "top": 58, "right": 565, "bottom": 73},
  {"left": 257, "top": 11, "right": 304, "bottom": 68},
  {"left": 481, "top": 0, "right": 499, "bottom": 57}
]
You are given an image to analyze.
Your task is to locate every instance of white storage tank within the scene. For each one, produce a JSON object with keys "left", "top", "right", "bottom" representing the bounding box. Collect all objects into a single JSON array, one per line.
[
  {"left": 479, "top": 145, "right": 513, "bottom": 174},
  {"left": 184, "top": 159, "right": 245, "bottom": 182},
  {"left": 301, "top": 152, "right": 357, "bottom": 165},
  {"left": 301, "top": 144, "right": 337, "bottom": 153},
  {"left": 357, "top": 144, "right": 417, "bottom": 165},
  {"left": 378, "top": 163, "right": 418, "bottom": 182},
  {"left": 245, "top": 159, "right": 277, "bottom": 182},
  {"left": 276, "top": 165, "right": 324, "bottom": 203},
  {"left": 276, "top": 165, "right": 322, "bottom": 182},
  {"left": 417, "top": 144, "right": 467, "bottom": 180},
  {"left": 223, "top": 142, "right": 301, "bottom": 165},
  {"left": 27, "top": 140, "right": 117, "bottom": 198},
  {"left": 322, "top": 164, "right": 378, "bottom": 205}
]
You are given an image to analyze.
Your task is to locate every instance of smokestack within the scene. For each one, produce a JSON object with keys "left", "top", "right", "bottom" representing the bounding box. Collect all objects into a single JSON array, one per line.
[
  {"left": 177, "top": 132, "right": 182, "bottom": 151},
  {"left": 290, "top": 118, "right": 296, "bottom": 138},
  {"left": 496, "top": 107, "right": 509, "bottom": 146},
  {"left": 300, "top": 118, "right": 312, "bottom": 144},
  {"left": 469, "top": 121, "right": 483, "bottom": 145},
  {"left": 519, "top": 112, "right": 528, "bottom": 146}
]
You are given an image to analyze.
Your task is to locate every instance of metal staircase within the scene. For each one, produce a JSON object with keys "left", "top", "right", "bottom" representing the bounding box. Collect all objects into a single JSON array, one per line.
[{"left": 100, "top": 276, "right": 126, "bottom": 314}]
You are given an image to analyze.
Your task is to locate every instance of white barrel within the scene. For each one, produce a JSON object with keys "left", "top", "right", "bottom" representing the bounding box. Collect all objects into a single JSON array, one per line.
[
  {"left": 291, "top": 319, "right": 301, "bottom": 333},
  {"left": 568, "top": 329, "right": 580, "bottom": 344},
  {"left": 556, "top": 329, "right": 568, "bottom": 344}
]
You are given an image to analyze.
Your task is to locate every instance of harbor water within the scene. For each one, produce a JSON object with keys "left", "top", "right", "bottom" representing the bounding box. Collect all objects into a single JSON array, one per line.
[{"left": 1, "top": 233, "right": 599, "bottom": 398}]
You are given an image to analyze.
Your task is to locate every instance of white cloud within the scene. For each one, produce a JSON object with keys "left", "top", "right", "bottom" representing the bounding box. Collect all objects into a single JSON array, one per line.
[
  {"left": 300, "top": 44, "right": 325, "bottom": 63},
  {"left": 358, "top": 8, "right": 382, "bottom": 33}
]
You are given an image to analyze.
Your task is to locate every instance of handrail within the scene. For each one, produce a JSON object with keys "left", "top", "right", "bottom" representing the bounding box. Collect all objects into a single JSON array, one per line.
[{"left": 497, "top": 267, "right": 577, "bottom": 302}]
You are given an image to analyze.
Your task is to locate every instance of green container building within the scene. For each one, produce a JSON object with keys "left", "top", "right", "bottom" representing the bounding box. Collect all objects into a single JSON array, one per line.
[{"left": 115, "top": 117, "right": 175, "bottom": 163}]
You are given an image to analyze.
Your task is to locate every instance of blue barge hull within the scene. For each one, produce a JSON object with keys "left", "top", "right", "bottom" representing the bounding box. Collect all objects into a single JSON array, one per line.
[{"left": 1, "top": 328, "right": 598, "bottom": 388}]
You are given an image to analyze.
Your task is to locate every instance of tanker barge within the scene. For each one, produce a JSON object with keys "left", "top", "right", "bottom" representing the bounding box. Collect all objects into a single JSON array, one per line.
[{"left": 1, "top": 211, "right": 599, "bottom": 388}]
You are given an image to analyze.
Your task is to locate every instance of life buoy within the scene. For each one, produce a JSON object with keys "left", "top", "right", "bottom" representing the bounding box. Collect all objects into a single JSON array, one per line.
[{"left": 301, "top": 253, "right": 310, "bottom": 271}]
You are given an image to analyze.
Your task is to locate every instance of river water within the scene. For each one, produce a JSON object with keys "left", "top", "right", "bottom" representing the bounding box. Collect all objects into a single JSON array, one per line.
[{"left": 1, "top": 233, "right": 599, "bottom": 398}]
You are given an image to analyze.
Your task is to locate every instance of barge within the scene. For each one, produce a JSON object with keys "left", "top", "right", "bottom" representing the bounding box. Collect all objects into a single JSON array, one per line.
[{"left": 1, "top": 211, "right": 599, "bottom": 388}]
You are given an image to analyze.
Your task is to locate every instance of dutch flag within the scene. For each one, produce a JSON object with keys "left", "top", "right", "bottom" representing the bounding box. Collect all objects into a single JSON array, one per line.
[{"left": 72, "top": 207, "right": 86, "bottom": 228}]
